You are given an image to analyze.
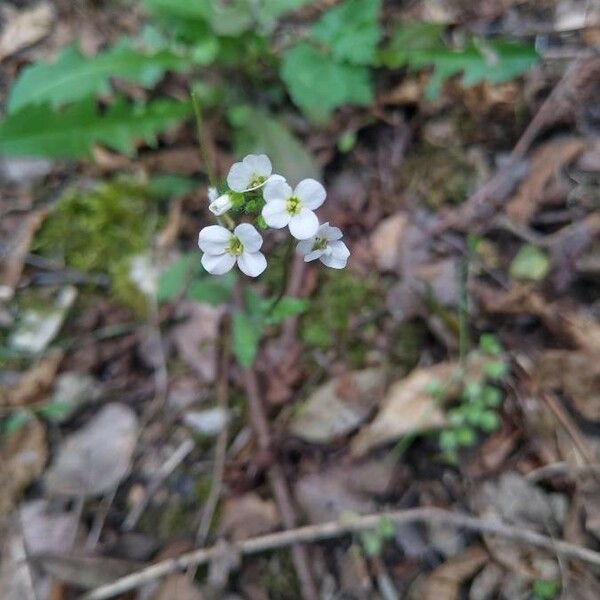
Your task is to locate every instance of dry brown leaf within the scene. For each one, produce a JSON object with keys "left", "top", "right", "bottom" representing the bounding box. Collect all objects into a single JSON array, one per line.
[
  {"left": 219, "top": 493, "right": 280, "bottom": 541},
  {"left": 0, "top": 209, "right": 48, "bottom": 300},
  {"left": 45, "top": 403, "right": 138, "bottom": 497},
  {"left": 476, "top": 283, "right": 600, "bottom": 354},
  {"left": 172, "top": 302, "right": 225, "bottom": 383},
  {"left": 20, "top": 500, "right": 79, "bottom": 556},
  {"left": 0, "top": 349, "right": 63, "bottom": 408},
  {"left": 369, "top": 212, "right": 408, "bottom": 271},
  {"left": 505, "top": 137, "right": 586, "bottom": 224},
  {"left": 152, "top": 574, "right": 204, "bottom": 600},
  {"left": 0, "top": 2, "right": 53, "bottom": 60},
  {"left": 289, "top": 369, "right": 386, "bottom": 444},
  {"left": 351, "top": 362, "right": 460, "bottom": 457},
  {"left": 418, "top": 545, "right": 488, "bottom": 600},
  {"left": 536, "top": 350, "right": 600, "bottom": 421},
  {"left": 0, "top": 418, "right": 47, "bottom": 522},
  {"left": 34, "top": 553, "right": 142, "bottom": 589}
]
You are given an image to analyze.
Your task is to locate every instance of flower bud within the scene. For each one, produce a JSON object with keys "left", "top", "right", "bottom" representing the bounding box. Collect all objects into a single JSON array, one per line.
[{"left": 209, "top": 193, "right": 233, "bottom": 216}]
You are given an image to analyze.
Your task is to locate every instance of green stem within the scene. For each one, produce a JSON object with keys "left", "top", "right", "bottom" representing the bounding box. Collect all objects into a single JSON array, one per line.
[
  {"left": 269, "top": 238, "right": 294, "bottom": 314},
  {"left": 191, "top": 91, "right": 217, "bottom": 187}
]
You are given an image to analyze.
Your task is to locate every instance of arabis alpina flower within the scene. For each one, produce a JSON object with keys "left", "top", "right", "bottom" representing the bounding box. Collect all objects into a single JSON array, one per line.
[
  {"left": 208, "top": 193, "right": 232, "bottom": 216},
  {"left": 261, "top": 178, "right": 325, "bottom": 240},
  {"left": 198, "top": 223, "right": 267, "bottom": 277},
  {"left": 208, "top": 186, "right": 218, "bottom": 203},
  {"left": 227, "top": 154, "right": 276, "bottom": 193},
  {"left": 296, "top": 222, "right": 350, "bottom": 269}
]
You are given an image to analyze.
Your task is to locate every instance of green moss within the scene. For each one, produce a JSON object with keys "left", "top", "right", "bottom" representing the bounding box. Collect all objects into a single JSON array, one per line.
[
  {"left": 300, "top": 269, "right": 381, "bottom": 364},
  {"left": 34, "top": 178, "right": 154, "bottom": 314}
]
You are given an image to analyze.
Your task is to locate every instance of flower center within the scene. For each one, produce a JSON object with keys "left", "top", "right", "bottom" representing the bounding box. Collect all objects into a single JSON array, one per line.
[
  {"left": 227, "top": 236, "right": 244, "bottom": 256},
  {"left": 286, "top": 195, "right": 302, "bottom": 216},
  {"left": 313, "top": 236, "right": 328, "bottom": 251},
  {"left": 249, "top": 174, "right": 267, "bottom": 188}
]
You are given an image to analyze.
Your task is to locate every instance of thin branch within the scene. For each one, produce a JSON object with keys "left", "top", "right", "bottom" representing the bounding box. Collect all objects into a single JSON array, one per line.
[{"left": 81, "top": 506, "right": 600, "bottom": 600}]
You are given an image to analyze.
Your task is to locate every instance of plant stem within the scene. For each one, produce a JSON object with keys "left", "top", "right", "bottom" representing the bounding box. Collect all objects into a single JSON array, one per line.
[{"left": 191, "top": 91, "right": 217, "bottom": 187}]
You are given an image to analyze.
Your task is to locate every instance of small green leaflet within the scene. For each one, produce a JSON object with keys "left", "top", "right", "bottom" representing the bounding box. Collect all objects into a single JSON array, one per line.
[
  {"left": 509, "top": 244, "right": 550, "bottom": 281},
  {"left": 311, "top": 0, "right": 381, "bottom": 65},
  {"left": 379, "top": 23, "right": 539, "bottom": 99},
  {"left": 0, "top": 97, "right": 191, "bottom": 159},
  {"left": 8, "top": 41, "right": 188, "bottom": 113},
  {"left": 281, "top": 43, "right": 372, "bottom": 122},
  {"left": 157, "top": 253, "right": 197, "bottom": 302},
  {"left": 233, "top": 311, "right": 261, "bottom": 368}
]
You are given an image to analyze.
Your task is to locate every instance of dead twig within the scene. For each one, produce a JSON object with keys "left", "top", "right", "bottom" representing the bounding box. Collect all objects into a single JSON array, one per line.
[{"left": 81, "top": 506, "right": 600, "bottom": 600}]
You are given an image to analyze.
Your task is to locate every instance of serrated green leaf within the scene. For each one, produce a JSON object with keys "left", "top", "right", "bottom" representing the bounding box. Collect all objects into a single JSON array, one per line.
[
  {"left": 281, "top": 42, "right": 372, "bottom": 121},
  {"left": 233, "top": 310, "right": 263, "bottom": 368},
  {"left": 157, "top": 253, "right": 197, "bottom": 302},
  {"left": 380, "top": 23, "right": 539, "bottom": 99},
  {"left": 509, "top": 244, "right": 550, "bottom": 281},
  {"left": 0, "top": 98, "right": 191, "bottom": 159},
  {"left": 233, "top": 107, "right": 320, "bottom": 185},
  {"left": 311, "top": 0, "right": 381, "bottom": 65},
  {"left": 8, "top": 41, "right": 188, "bottom": 113}
]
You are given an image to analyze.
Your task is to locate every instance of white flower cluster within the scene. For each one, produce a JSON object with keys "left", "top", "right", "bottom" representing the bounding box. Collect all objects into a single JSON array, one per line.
[{"left": 198, "top": 154, "right": 350, "bottom": 277}]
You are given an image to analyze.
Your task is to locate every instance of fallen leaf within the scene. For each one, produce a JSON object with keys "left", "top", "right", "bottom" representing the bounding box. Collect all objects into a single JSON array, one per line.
[
  {"left": 0, "top": 418, "right": 47, "bottom": 522},
  {"left": 369, "top": 212, "right": 408, "bottom": 271},
  {"left": 183, "top": 407, "right": 229, "bottom": 436},
  {"left": 418, "top": 545, "right": 488, "bottom": 600},
  {"left": 45, "top": 403, "right": 138, "bottom": 497},
  {"left": 0, "top": 157, "right": 53, "bottom": 185},
  {"left": 468, "top": 562, "right": 503, "bottom": 600},
  {"left": 0, "top": 2, "right": 53, "bottom": 60},
  {"left": 289, "top": 369, "right": 386, "bottom": 444},
  {"left": 220, "top": 493, "right": 280, "bottom": 541},
  {"left": 351, "top": 362, "right": 465, "bottom": 457},
  {"left": 34, "top": 553, "right": 142, "bottom": 589},
  {"left": 505, "top": 137, "right": 586, "bottom": 224},
  {"left": 0, "top": 349, "right": 63, "bottom": 407},
  {"left": 9, "top": 286, "right": 77, "bottom": 354},
  {"left": 20, "top": 499, "right": 78, "bottom": 555},
  {"left": 536, "top": 351, "right": 600, "bottom": 421},
  {"left": 509, "top": 244, "right": 550, "bottom": 281},
  {"left": 152, "top": 574, "right": 204, "bottom": 600},
  {"left": 172, "top": 302, "right": 225, "bottom": 383},
  {"left": 0, "top": 209, "right": 48, "bottom": 301}
]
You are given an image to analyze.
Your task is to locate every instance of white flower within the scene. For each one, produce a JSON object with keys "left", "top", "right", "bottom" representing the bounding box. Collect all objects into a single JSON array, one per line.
[
  {"left": 198, "top": 223, "right": 267, "bottom": 277},
  {"left": 209, "top": 193, "right": 232, "bottom": 216},
  {"left": 261, "top": 178, "right": 325, "bottom": 240},
  {"left": 227, "top": 154, "right": 275, "bottom": 192},
  {"left": 296, "top": 222, "right": 350, "bottom": 269},
  {"left": 208, "top": 186, "right": 218, "bottom": 203}
]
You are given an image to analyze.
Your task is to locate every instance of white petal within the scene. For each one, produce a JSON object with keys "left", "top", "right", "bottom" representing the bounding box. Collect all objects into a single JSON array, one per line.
[
  {"left": 198, "top": 225, "right": 231, "bottom": 254},
  {"left": 201, "top": 252, "right": 236, "bottom": 275},
  {"left": 263, "top": 178, "right": 292, "bottom": 202},
  {"left": 296, "top": 238, "right": 315, "bottom": 256},
  {"left": 227, "top": 161, "right": 252, "bottom": 192},
  {"left": 234, "top": 223, "right": 263, "bottom": 252},
  {"left": 289, "top": 208, "right": 319, "bottom": 240},
  {"left": 208, "top": 186, "right": 218, "bottom": 203},
  {"left": 321, "top": 222, "right": 343, "bottom": 241},
  {"left": 294, "top": 179, "right": 326, "bottom": 210},
  {"left": 304, "top": 249, "right": 324, "bottom": 262},
  {"left": 242, "top": 154, "right": 272, "bottom": 178},
  {"left": 237, "top": 251, "right": 267, "bottom": 277},
  {"left": 262, "top": 199, "right": 291, "bottom": 229},
  {"left": 209, "top": 193, "right": 233, "bottom": 216},
  {"left": 321, "top": 241, "right": 350, "bottom": 269}
]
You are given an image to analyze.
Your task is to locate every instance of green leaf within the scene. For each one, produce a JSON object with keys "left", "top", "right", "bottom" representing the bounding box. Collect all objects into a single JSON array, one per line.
[
  {"left": 281, "top": 43, "right": 372, "bottom": 121},
  {"left": 380, "top": 23, "right": 539, "bottom": 99},
  {"left": 360, "top": 530, "right": 383, "bottom": 557},
  {"left": 187, "top": 273, "right": 235, "bottom": 306},
  {"left": 36, "top": 401, "right": 74, "bottom": 423},
  {"left": 157, "top": 253, "right": 197, "bottom": 302},
  {"left": 8, "top": 41, "right": 187, "bottom": 113},
  {"left": 0, "top": 97, "right": 191, "bottom": 159},
  {"left": 311, "top": 0, "right": 381, "bottom": 65},
  {"left": 268, "top": 297, "right": 309, "bottom": 324},
  {"left": 233, "top": 107, "right": 320, "bottom": 185},
  {"left": 509, "top": 244, "right": 550, "bottom": 281},
  {"left": 2, "top": 411, "right": 30, "bottom": 435},
  {"left": 233, "top": 310, "right": 262, "bottom": 368},
  {"left": 147, "top": 175, "right": 197, "bottom": 200},
  {"left": 479, "top": 410, "right": 500, "bottom": 432},
  {"left": 484, "top": 360, "right": 508, "bottom": 380}
]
